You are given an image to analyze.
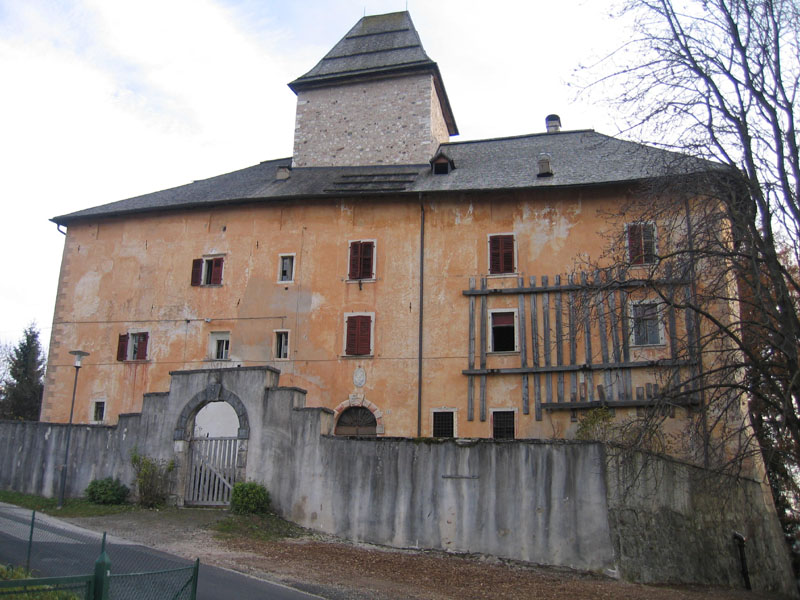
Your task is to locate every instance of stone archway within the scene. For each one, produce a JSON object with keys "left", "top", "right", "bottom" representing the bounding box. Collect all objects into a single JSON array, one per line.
[
  {"left": 333, "top": 394, "right": 384, "bottom": 435},
  {"left": 174, "top": 382, "right": 249, "bottom": 506}
]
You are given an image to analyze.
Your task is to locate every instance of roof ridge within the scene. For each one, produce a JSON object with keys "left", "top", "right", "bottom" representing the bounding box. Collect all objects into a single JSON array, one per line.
[{"left": 441, "top": 129, "right": 597, "bottom": 147}]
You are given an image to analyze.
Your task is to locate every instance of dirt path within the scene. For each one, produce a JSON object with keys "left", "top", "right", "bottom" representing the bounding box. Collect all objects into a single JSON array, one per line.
[{"left": 67, "top": 508, "right": 787, "bottom": 600}]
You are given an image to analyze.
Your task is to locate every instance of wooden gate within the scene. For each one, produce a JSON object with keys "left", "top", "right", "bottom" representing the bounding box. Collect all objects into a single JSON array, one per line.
[{"left": 185, "top": 437, "right": 238, "bottom": 506}]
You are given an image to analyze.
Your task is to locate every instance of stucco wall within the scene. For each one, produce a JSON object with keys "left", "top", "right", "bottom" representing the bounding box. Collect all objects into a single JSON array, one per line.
[{"left": 3, "top": 366, "right": 795, "bottom": 594}]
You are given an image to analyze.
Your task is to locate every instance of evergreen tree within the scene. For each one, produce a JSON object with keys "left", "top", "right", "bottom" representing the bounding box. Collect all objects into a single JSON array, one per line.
[{"left": 0, "top": 325, "right": 45, "bottom": 421}]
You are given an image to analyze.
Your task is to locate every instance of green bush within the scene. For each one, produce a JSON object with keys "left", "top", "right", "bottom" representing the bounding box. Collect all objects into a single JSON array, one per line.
[
  {"left": 231, "top": 482, "right": 271, "bottom": 514},
  {"left": 131, "top": 448, "right": 174, "bottom": 508},
  {"left": 85, "top": 477, "right": 129, "bottom": 505}
]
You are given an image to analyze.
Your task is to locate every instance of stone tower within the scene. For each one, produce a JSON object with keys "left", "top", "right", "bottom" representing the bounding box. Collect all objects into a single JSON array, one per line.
[{"left": 288, "top": 12, "right": 458, "bottom": 167}]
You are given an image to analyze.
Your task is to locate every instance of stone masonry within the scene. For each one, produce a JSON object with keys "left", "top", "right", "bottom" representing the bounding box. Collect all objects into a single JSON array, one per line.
[{"left": 292, "top": 73, "right": 450, "bottom": 167}]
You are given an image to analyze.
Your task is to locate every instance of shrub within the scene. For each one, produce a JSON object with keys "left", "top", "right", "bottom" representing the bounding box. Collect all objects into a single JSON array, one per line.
[
  {"left": 231, "top": 482, "right": 271, "bottom": 514},
  {"left": 130, "top": 448, "right": 174, "bottom": 508},
  {"left": 85, "top": 477, "right": 129, "bottom": 505}
]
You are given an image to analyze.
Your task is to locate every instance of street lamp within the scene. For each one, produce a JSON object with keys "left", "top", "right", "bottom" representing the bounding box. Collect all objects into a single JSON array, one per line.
[{"left": 57, "top": 350, "right": 89, "bottom": 509}]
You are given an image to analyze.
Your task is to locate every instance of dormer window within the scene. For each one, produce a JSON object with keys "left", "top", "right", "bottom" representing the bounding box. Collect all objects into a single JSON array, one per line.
[
  {"left": 430, "top": 152, "right": 455, "bottom": 175},
  {"left": 537, "top": 153, "right": 553, "bottom": 177}
]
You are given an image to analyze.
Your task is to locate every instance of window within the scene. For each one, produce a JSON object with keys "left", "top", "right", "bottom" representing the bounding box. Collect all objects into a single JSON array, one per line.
[
  {"left": 627, "top": 223, "right": 656, "bottom": 265},
  {"left": 191, "top": 256, "right": 224, "bottom": 286},
  {"left": 348, "top": 241, "right": 375, "bottom": 280},
  {"left": 345, "top": 314, "right": 373, "bottom": 356},
  {"left": 489, "top": 310, "right": 517, "bottom": 352},
  {"left": 632, "top": 302, "right": 662, "bottom": 346},
  {"left": 275, "top": 330, "right": 289, "bottom": 360},
  {"left": 492, "top": 410, "right": 515, "bottom": 440},
  {"left": 91, "top": 401, "right": 105, "bottom": 423},
  {"left": 116, "top": 332, "right": 149, "bottom": 361},
  {"left": 278, "top": 254, "right": 295, "bottom": 283},
  {"left": 488, "top": 234, "right": 515, "bottom": 275},
  {"left": 209, "top": 332, "right": 230, "bottom": 360},
  {"left": 432, "top": 411, "right": 455, "bottom": 437},
  {"left": 334, "top": 406, "right": 377, "bottom": 437}
]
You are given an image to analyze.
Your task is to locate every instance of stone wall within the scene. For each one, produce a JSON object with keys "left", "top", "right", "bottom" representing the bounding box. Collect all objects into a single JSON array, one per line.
[
  {"left": 1, "top": 366, "right": 794, "bottom": 595},
  {"left": 292, "top": 74, "right": 449, "bottom": 167}
]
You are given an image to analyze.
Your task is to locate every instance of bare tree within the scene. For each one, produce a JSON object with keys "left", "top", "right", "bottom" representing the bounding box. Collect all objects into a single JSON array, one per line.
[{"left": 577, "top": 0, "right": 800, "bottom": 563}]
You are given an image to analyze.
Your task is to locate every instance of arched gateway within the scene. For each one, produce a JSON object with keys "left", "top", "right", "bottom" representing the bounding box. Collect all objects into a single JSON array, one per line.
[{"left": 175, "top": 383, "right": 250, "bottom": 506}]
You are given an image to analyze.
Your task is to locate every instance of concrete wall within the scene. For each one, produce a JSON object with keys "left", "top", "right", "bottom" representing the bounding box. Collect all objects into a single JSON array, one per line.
[{"left": 2, "top": 366, "right": 795, "bottom": 595}]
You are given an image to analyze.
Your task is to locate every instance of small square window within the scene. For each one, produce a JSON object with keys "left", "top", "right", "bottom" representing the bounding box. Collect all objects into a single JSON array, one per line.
[
  {"left": 489, "top": 311, "right": 517, "bottom": 352},
  {"left": 209, "top": 332, "right": 230, "bottom": 360},
  {"left": 275, "top": 330, "right": 289, "bottom": 359},
  {"left": 433, "top": 411, "right": 455, "bottom": 437},
  {"left": 92, "top": 401, "right": 106, "bottom": 423},
  {"left": 493, "top": 411, "right": 515, "bottom": 440},
  {"left": 191, "top": 256, "right": 224, "bottom": 286},
  {"left": 116, "top": 332, "right": 149, "bottom": 361},
  {"left": 627, "top": 223, "right": 656, "bottom": 265},
  {"left": 278, "top": 255, "right": 295, "bottom": 283},
  {"left": 632, "top": 302, "right": 661, "bottom": 346}
]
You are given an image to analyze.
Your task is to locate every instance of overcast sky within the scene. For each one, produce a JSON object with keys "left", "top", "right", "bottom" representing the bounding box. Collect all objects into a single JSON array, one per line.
[{"left": 0, "top": 0, "right": 629, "bottom": 352}]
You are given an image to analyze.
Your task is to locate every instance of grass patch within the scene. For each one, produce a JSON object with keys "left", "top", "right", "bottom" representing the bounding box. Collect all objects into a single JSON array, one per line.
[
  {"left": 0, "top": 490, "right": 139, "bottom": 518},
  {"left": 213, "top": 511, "right": 309, "bottom": 542}
]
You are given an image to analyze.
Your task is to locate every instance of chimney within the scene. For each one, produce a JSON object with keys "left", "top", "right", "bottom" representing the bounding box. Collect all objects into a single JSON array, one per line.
[{"left": 545, "top": 114, "right": 561, "bottom": 133}]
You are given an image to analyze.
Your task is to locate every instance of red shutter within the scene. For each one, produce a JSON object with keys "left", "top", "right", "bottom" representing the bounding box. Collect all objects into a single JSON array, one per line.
[
  {"left": 345, "top": 316, "right": 371, "bottom": 355},
  {"left": 116, "top": 334, "right": 128, "bottom": 361},
  {"left": 356, "top": 316, "right": 371, "bottom": 355},
  {"left": 500, "top": 235, "right": 514, "bottom": 273},
  {"left": 349, "top": 242, "right": 362, "bottom": 279},
  {"left": 642, "top": 224, "right": 655, "bottom": 263},
  {"left": 492, "top": 312, "right": 514, "bottom": 326},
  {"left": 360, "top": 241, "right": 373, "bottom": 279},
  {"left": 345, "top": 316, "right": 359, "bottom": 354},
  {"left": 628, "top": 224, "right": 644, "bottom": 264},
  {"left": 191, "top": 259, "right": 203, "bottom": 286},
  {"left": 210, "top": 257, "right": 224, "bottom": 285},
  {"left": 489, "top": 236, "right": 502, "bottom": 274},
  {"left": 135, "top": 333, "right": 148, "bottom": 360}
]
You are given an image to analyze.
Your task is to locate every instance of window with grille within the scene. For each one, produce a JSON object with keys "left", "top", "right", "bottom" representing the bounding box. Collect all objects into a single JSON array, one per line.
[
  {"left": 191, "top": 256, "right": 224, "bottom": 286},
  {"left": 92, "top": 401, "right": 105, "bottom": 423},
  {"left": 493, "top": 411, "right": 515, "bottom": 439},
  {"left": 627, "top": 223, "right": 656, "bottom": 265},
  {"left": 116, "top": 332, "right": 149, "bottom": 361},
  {"left": 334, "top": 407, "right": 377, "bottom": 436},
  {"left": 345, "top": 315, "right": 372, "bottom": 356},
  {"left": 489, "top": 234, "right": 515, "bottom": 274},
  {"left": 433, "top": 411, "right": 454, "bottom": 437},
  {"left": 632, "top": 302, "right": 661, "bottom": 346},
  {"left": 348, "top": 241, "right": 375, "bottom": 280}
]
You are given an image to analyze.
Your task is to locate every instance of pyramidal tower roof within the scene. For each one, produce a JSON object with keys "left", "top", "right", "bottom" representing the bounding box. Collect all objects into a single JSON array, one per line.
[{"left": 289, "top": 11, "right": 457, "bottom": 135}]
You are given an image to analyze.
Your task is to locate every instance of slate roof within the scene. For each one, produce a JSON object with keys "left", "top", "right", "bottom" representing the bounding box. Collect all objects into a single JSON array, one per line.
[
  {"left": 288, "top": 11, "right": 457, "bottom": 135},
  {"left": 52, "top": 130, "right": 717, "bottom": 225}
]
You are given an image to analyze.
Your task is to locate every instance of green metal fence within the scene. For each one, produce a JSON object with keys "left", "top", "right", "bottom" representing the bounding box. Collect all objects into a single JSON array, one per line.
[{"left": 0, "top": 508, "right": 199, "bottom": 600}]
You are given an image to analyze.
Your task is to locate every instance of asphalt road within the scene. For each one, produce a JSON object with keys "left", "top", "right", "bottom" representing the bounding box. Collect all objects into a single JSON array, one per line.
[{"left": 0, "top": 503, "right": 323, "bottom": 599}]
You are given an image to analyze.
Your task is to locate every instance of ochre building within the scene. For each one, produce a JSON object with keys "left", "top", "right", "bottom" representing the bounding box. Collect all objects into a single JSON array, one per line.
[{"left": 44, "top": 12, "right": 709, "bottom": 442}]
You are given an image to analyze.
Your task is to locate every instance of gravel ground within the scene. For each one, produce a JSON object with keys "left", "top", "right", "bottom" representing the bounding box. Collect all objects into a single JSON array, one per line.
[{"left": 67, "top": 508, "right": 790, "bottom": 600}]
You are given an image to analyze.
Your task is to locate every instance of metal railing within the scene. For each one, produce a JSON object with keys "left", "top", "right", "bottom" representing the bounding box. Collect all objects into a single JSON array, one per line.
[{"left": 0, "top": 506, "right": 198, "bottom": 600}]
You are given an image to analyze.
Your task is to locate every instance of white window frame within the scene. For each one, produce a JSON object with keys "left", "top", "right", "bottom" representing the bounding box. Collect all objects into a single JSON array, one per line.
[
  {"left": 277, "top": 253, "right": 296, "bottom": 284},
  {"left": 625, "top": 222, "right": 658, "bottom": 265},
  {"left": 209, "top": 331, "right": 231, "bottom": 360},
  {"left": 629, "top": 300, "right": 665, "bottom": 347},
  {"left": 274, "top": 329, "right": 290, "bottom": 360},
  {"left": 431, "top": 408, "right": 457, "bottom": 438},
  {"left": 486, "top": 233, "right": 517, "bottom": 277},
  {"left": 90, "top": 399, "right": 106, "bottom": 424},
  {"left": 201, "top": 254, "right": 226, "bottom": 286},
  {"left": 342, "top": 312, "right": 375, "bottom": 357},
  {"left": 490, "top": 407, "right": 518, "bottom": 439},
  {"left": 488, "top": 308, "right": 519, "bottom": 353},
  {"left": 346, "top": 239, "right": 377, "bottom": 282}
]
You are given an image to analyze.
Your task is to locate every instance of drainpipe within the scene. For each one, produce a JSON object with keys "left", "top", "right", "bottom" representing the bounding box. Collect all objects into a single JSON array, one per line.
[
  {"left": 417, "top": 193, "right": 425, "bottom": 437},
  {"left": 733, "top": 532, "right": 751, "bottom": 590}
]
